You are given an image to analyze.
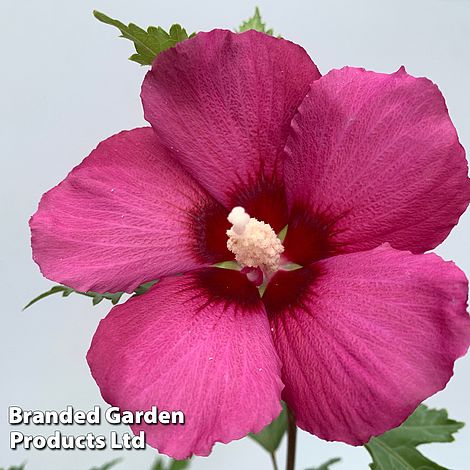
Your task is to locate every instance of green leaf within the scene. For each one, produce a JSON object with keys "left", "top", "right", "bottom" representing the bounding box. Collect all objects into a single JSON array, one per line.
[
  {"left": 1, "top": 462, "right": 123, "bottom": 470},
  {"left": 93, "top": 10, "right": 193, "bottom": 65},
  {"left": 249, "top": 403, "right": 287, "bottom": 453},
  {"left": 0, "top": 458, "right": 189, "bottom": 470},
  {"left": 0, "top": 464, "right": 26, "bottom": 470},
  {"left": 168, "top": 461, "right": 190, "bottom": 470},
  {"left": 23, "top": 286, "right": 124, "bottom": 310},
  {"left": 238, "top": 7, "right": 274, "bottom": 35},
  {"left": 23, "top": 285, "right": 75, "bottom": 309},
  {"left": 133, "top": 280, "right": 159, "bottom": 296},
  {"left": 150, "top": 458, "right": 190, "bottom": 470},
  {"left": 306, "top": 457, "right": 341, "bottom": 470},
  {"left": 24, "top": 279, "right": 158, "bottom": 310},
  {"left": 89, "top": 459, "right": 122, "bottom": 470},
  {"left": 365, "top": 405, "right": 464, "bottom": 470}
]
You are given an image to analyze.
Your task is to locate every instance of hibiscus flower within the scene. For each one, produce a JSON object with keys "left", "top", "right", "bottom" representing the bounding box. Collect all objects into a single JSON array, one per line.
[{"left": 30, "top": 30, "right": 470, "bottom": 459}]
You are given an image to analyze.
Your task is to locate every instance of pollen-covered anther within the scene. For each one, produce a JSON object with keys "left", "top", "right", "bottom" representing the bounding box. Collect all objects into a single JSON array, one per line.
[{"left": 227, "top": 207, "right": 284, "bottom": 274}]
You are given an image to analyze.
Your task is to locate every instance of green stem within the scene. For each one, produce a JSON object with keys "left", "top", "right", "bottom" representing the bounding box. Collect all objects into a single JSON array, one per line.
[
  {"left": 286, "top": 407, "right": 297, "bottom": 470},
  {"left": 270, "top": 451, "right": 279, "bottom": 470}
]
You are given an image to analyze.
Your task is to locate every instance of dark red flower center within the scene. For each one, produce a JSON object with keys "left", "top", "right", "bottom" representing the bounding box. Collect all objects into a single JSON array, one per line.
[{"left": 191, "top": 179, "right": 337, "bottom": 310}]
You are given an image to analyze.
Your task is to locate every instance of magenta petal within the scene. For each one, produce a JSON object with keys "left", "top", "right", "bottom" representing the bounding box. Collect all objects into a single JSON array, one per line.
[
  {"left": 30, "top": 128, "right": 224, "bottom": 293},
  {"left": 142, "top": 29, "right": 321, "bottom": 207},
  {"left": 87, "top": 269, "right": 283, "bottom": 458},
  {"left": 264, "top": 244, "right": 470, "bottom": 445},
  {"left": 284, "top": 67, "right": 470, "bottom": 254}
]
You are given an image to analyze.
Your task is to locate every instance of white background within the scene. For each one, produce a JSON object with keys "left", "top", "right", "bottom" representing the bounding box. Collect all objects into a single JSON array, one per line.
[{"left": 1, "top": 0, "right": 469, "bottom": 468}]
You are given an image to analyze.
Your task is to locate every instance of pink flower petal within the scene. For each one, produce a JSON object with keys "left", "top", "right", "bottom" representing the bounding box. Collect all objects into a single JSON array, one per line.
[
  {"left": 284, "top": 67, "right": 470, "bottom": 261},
  {"left": 264, "top": 244, "right": 470, "bottom": 445},
  {"left": 30, "top": 128, "right": 230, "bottom": 293},
  {"left": 87, "top": 269, "right": 283, "bottom": 458},
  {"left": 141, "top": 29, "right": 321, "bottom": 209}
]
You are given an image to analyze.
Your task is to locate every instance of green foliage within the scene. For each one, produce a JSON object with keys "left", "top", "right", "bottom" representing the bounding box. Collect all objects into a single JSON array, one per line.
[
  {"left": 24, "top": 285, "right": 123, "bottom": 310},
  {"left": 238, "top": 7, "right": 274, "bottom": 35},
  {"left": 133, "top": 280, "right": 159, "bottom": 296},
  {"left": 306, "top": 458, "right": 341, "bottom": 470},
  {"left": 0, "top": 464, "right": 26, "bottom": 470},
  {"left": 23, "top": 285, "right": 75, "bottom": 309},
  {"left": 150, "top": 458, "right": 190, "bottom": 470},
  {"left": 24, "top": 280, "right": 158, "bottom": 310},
  {"left": 365, "top": 405, "right": 464, "bottom": 469},
  {"left": 1, "top": 459, "right": 188, "bottom": 470},
  {"left": 249, "top": 403, "right": 287, "bottom": 453},
  {"left": 93, "top": 10, "right": 193, "bottom": 65},
  {"left": 89, "top": 459, "right": 122, "bottom": 470}
]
